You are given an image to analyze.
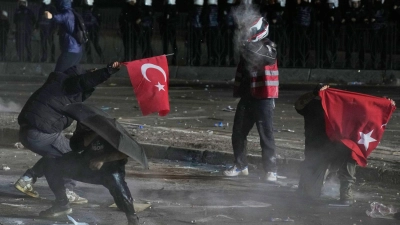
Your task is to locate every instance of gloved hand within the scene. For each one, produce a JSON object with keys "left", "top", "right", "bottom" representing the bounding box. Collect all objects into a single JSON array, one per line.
[{"left": 107, "top": 62, "right": 121, "bottom": 74}]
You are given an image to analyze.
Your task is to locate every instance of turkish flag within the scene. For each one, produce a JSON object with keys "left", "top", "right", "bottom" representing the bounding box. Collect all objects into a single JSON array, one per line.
[
  {"left": 123, "top": 55, "right": 170, "bottom": 116},
  {"left": 319, "top": 88, "right": 396, "bottom": 167}
]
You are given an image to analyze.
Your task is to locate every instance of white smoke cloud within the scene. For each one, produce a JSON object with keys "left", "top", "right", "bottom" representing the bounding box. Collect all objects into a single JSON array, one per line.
[
  {"left": 232, "top": 3, "right": 262, "bottom": 52},
  {"left": 0, "top": 98, "right": 22, "bottom": 112}
]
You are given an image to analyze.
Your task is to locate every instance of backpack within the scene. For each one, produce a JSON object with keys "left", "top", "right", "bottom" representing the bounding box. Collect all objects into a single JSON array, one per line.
[{"left": 71, "top": 9, "right": 89, "bottom": 45}]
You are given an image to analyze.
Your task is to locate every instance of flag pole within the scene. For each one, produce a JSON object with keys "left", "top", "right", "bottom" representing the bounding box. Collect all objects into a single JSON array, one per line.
[{"left": 164, "top": 53, "right": 175, "bottom": 57}]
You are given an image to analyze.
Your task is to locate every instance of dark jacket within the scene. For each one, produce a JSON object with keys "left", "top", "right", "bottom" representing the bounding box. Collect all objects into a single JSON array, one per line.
[
  {"left": 14, "top": 5, "right": 36, "bottom": 34},
  {"left": 119, "top": 2, "right": 142, "bottom": 34},
  {"left": 18, "top": 67, "right": 116, "bottom": 134},
  {"left": 53, "top": 0, "right": 81, "bottom": 53},
  {"left": 38, "top": 3, "right": 57, "bottom": 34},
  {"left": 82, "top": 5, "right": 101, "bottom": 31}
]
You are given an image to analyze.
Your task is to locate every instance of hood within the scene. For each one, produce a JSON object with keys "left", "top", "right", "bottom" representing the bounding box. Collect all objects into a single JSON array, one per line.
[{"left": 55, "top": 0, "right": 72, "bottom": 11}]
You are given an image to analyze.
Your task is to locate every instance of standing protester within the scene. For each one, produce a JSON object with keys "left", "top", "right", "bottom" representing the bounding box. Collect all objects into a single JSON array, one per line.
[
  {"left": 187, "top": 0, "right": 204, "bottom": 66},
  {"left": 119, "top": 0, "right": 141, "bottom": 61},
  {"left": 0, "top": 10, "right": 10, "bottom": 61},
  {"left": 44, "top": 0, "right": 83, "bottom": 72},
  {"left": 344, "top": 0, "right": 368, "bottom": 69},
  {"left": 14, "top": 62, "right": 121, "bottom": 203},
  {"left": 159, "top": 0, "right": 178, "bottom": 65},
  {"left": 369, "top": 0, "right": 389, "bottom": 69},
  {"left": 294, "top": 85, "right": 356, "bottom": 204},
  {"left": 223, "top": 17, "right": 282, "bottom": 182},
  {"left": 140, "top": 0, "right": 154, "bottom": 58},
  {"left": 291, "top": 0, "right": 314, "bottom": 67},
  {"left": 82, "top": 0, "right": 104, "bottom": 63},
  {"left": 40, "top": 118, "right": 140, "bottom": 225},
  {"left": 321, "top": 0, "right": 343, "bottom": 68},
  {"left": 38, "top": 0, "right": 57, "bottom": 63},
  {"left": 221, "top": 0, "right": 237, "bottom": 66},
  {"left": 14, "top": 0, "right": 36, "bottom": 62},
  {"left": 203, "top": 0, "right": 220, "bottom": 66}
]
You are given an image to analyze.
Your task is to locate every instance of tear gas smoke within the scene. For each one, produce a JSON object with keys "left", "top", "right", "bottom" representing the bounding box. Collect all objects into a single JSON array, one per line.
[
  {"left": 0, "top": 98, "right": 21, "bottom": 112},
  {"left": 232, "top": 3, "right": 262, "bottom": 53}
]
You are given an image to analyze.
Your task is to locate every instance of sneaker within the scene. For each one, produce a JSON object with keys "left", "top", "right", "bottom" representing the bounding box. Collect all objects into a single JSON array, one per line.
[
  {"left": 39, "top": 204, "right": 72, "bottom": 218},
  {"left": 223, "top": 165, "right": 249, "bottom": 177},
  {"left": 66, "top": 189, "right": 88, "bottom": 204},
  {"left": 14, "top": 177, "right": 39, "bottom": 198},
  {"left": 265, "top": 172, "right": 277, "bottom": 182}
]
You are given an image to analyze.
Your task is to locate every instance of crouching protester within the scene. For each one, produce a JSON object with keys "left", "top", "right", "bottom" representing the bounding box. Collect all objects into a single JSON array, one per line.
[
  {"left": 295, "top": 85, "right": 396, "bottom": 205},
  {"left": 40, "top": 115, "right": 146, "bottom": 225},
  {"left": 14, "top": 62, "right": 121, "bottom": 202}
]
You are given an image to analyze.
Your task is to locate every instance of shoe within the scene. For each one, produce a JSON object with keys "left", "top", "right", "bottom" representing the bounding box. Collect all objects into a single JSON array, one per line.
[
  {"left": 66, "top": 189, "right": 88, "bottom": 204},
  {"left": 14, "top": 177, "right": 39, "bottom": 198},
  {"left": 339, "top": 182, "right": 354, "bottom": 205},
  {"left": 39, "top": 204, "right": 72, "bottom": 218},
  {"left": 265, "top": 172, "right": 277, "bottom": 182},
  {"left": 128, "top": 214, "right": 140, "bottom": 225},
  {"left": 223, "top": 165, "right": 249, "bottom": 177}
]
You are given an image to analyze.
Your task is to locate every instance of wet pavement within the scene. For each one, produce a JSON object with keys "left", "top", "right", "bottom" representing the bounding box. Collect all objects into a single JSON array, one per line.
[{"left": 0, "top": 146, "right": 399, "bottom": 225}]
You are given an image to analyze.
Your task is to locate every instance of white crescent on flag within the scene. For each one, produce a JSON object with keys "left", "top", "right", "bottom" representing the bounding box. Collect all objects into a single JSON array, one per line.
[{"left": 141, "top": 63, "right": 167, "bottom": 82}]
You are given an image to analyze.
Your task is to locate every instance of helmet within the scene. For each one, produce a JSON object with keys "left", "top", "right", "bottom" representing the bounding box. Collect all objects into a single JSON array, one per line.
[
  {"left": 1, "top": 11, "right": 8, "bottom": 17},
  {"left": 43, "top": 0, "right": 51, "bottom": 5},
  {"left": 227, "top": 0, "right": 235, "bottom": 3},
  {"left": 19, "top": 0, "right": 28, "bottom": 7},
  {"left": 248, "top": 17, "right": 269, "bottom": 42},
  {"left": 194, "top": 0, "right": 204, "bottom": 5},
  {"left": 84, "top": 0, "right": 94, "bottom": 6},
  {"left": 243, "top": 0, "right": 253, "bottom": 4},
  {"left": 328, "top": 0, "right": 338, "bottom": 7},
  {"left": 145, "top": 0, "right": 152, "bottom": 6},
  {"left": 208, "top": 0, "right": 217, "bottom": 4},
  {"left": 278, "top": 0, "right": 285, "bottom": 6},
  {"left": 167, "top": 0, "right": 176, "bottom": 5}
]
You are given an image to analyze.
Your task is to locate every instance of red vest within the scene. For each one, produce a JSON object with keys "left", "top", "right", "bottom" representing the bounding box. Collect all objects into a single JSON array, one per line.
[{"left": 233, "top": 61, "right": 279, "bottom": 99}]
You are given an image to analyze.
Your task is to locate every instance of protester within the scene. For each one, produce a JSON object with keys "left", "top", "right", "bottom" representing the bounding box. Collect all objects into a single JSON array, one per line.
[
  {"left": 44, "top": 0, "right": 83, "bottom": 72},
  {"left": 159, "top": 0, "right": 178, "bottom": 65},
  {"left": 223, "top": 16, "right": 282, "bottom": 182},
  {"left": 14, "top": 62, "right": 121, "bottom": 203},
  {"left": 13, "top": 0, "right": 36, "bottom": 62},
  {"left": 40, "top": 120, "right": 139, "bottom": 225},
  {"left": 119, "top": 0, "right": 142, "bottom": 61},
  {"left": 38, "top": 0, "right": 57, "bottom": 63},
  {"left": 0, "top": 10, "right": 10, "bottom": 61},
  {"left": 82, "top": 0, "right": 104, "bottom": 63},
  {"left": 295, "top": 85, "right": 396, "bottom": 204}
]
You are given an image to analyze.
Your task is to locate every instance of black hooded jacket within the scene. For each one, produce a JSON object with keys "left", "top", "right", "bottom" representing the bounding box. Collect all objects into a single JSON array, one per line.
[{"left": 18, "top": 67, "right": 117, "bottom": 133}]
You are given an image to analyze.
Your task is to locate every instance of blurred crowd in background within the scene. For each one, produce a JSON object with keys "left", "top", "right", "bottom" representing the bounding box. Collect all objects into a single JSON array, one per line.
[{"left": 1, "top": 0, "right": 400, "bottom": 69}]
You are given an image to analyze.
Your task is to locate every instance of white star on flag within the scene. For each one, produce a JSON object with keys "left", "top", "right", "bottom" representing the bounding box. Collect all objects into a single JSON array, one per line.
[
  {"left": 357, "top": 130, "right": 377, "bottom": 151},
  {"left": 155, "top": 82, "right": 165, "bottom": 91}
]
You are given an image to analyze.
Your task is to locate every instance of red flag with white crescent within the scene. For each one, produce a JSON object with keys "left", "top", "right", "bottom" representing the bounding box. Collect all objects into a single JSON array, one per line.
[
  {"left": 319, "top": 88, "right": 396, "bottom": 167},
  {"left": 123, "top": 55, "right": 170, "bottom": 116}
]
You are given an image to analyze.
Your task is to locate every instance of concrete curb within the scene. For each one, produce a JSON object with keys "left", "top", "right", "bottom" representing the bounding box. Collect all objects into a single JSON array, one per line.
[
  {"left": 1, "top": 127, "right": 400, "bottom": 185},
  {"left": 1, "top": 62, "right": 400, "bottom": 85}
]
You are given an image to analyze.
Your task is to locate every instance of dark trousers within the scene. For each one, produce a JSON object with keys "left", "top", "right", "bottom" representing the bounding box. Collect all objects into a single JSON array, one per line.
[
  {"left": 54, "top": 51, "right": 83, "bottom": 73},
  {"left": 161, "top": 25, "right": 177, "bottom": 65},
  {"left": 122, "top": 28, "right": 139, "bottom": 61},
  {"left": 188, "top": 27, "right": 202, "bottom": 66},
  {"left": 205, "top": 27, "right": 220, "bottom": 66},
  {"left": 42, "top": 154, "right": 136, "bottom": 219},
  {"left": 370, "top": 28, "right": 387, "bottom": 69},
  {"left": 0, "top": 35, "right": 7, "bottom": 61},
  {"left": 232, "top": 97, "right": 277, "bottom": 172},
  {"left": 221, "top": 27, "right": 235, "bottom": 66},
  {"left": 19, "top": 127, "right": 75, "bottom": 189},
  {"left": 139, "top": 26, "right": 153, "bottom": 58},
  {"left": 15, "top": 32, "right": 32, "bottom": 62},
  {"left": 297, "top": 142, "right": 356, "bottom": 199},
  {"left": 345, "top": 28, "right": 366, "bottom": 68},
  {"left": 321, "top": 27, "right": 340, "bottom": 68},
  {"left": 85, "top": 29, "right": 103, "bottom": 63},
  {"left": 40, "top": 31, "right": 55, "bottom": 62}
]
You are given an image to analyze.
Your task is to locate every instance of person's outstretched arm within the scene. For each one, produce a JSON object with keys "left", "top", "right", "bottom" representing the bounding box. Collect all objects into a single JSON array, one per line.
[{"left": 63, "top": 62, "right": 121, "bottom": 94}]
